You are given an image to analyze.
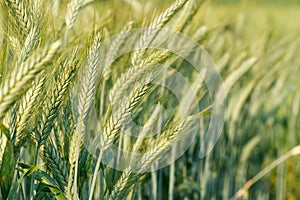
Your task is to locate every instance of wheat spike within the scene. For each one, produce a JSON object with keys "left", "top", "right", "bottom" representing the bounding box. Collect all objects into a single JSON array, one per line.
[
  {"left": 65, "top": 0, "right": 85, "bottom": 30},
  {"left": 14, "top": 76, "right": 46, "bottom": 149},
  {"left": 69, "top": 31, "right": 102, "bottom": 199},
  {"left": 108, "top": 117, "right": 193, "bottom": 199},
  {"left": 77, "top": 31, "right": 102, "bottom": 121},
  {"left": 35, "top": 59, "right": 77, "bottom": 146},
  {"left": 4, "top": 0, "right": 32, "bottom": 39},
  {"left": 108, "top": 168, "right": 138, "bottom": 200},
  {"left": 131, "top": 0, "right": 188, "bottom": 67},
  {"left": 110, "top": 50, "right": 169, "bottom": 106},
  {"left": 64, "top": 0, "right": 85, "bottom": 44},
  {"left": 0, "top": 41, "right": 61, "bottom": 120},
  {"left": 101, "top": 84, "right": 149, "bottom": 149},
  {"left": 43, "top": 144, "right": 69, "bottom": 192}
]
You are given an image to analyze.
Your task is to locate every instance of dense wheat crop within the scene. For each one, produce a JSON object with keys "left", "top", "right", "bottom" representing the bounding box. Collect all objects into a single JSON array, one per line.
[{"left": 0, "top": 0, "right": 299, "bottom": 199}]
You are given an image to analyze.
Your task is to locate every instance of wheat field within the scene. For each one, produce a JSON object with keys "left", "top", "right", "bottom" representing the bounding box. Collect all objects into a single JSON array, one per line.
[{"left": 0, "top": 0, "right": 299, "bottom": 199}]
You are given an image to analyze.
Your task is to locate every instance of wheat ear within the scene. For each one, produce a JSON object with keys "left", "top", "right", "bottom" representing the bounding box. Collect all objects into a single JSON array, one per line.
[
  {"left": 131, "top": 0, "right": 189, "bottom": 67},
  {"left": 4, "top": 0, "right": 32, "bottom": 39},
  {"left": 35, "top": 59, "right": 77, "bottom": 147},
  {"left": 64, "top": 0, "right": 85, "bottom": 45},
  {"left": 110, "top": 50, "right": 169, "bottom": 106},
  {"left": 30, "top": 59, "right": 77, "bottom": 199},
  {"left": 69, "top": 31, "right": 102, "bottom": 199},
  {"left": 14, "top": 76, "right": 46, "bottom": 150},
  {"left": 43, "top": 144, "right": 69, "bottom": 192},
  {"left": 0, "top": 41, "right": 61, "bottom": 120}
]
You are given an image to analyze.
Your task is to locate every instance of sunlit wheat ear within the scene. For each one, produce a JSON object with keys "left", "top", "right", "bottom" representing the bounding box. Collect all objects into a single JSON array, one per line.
[
  {"left": 171, "top": 0, "right": 195, "bottom": 32},
  {"left": 77, "top": 31, "right": 102, "bottom": 122},
  {"left": 0, "top": 41, "right": 61, "bottom": 120},
  {"left": 141, "top": 117, "right": 194, "bottom": 171},
  {"left": 35, "top": 59, "right": 77, "bottom": 147},
  {"left": 179, "top": 1, "right": 199, "bottom": 33},
  {"left": 14, "top": 76, "right": 46, "bottom": 150},
  {"left": 131, "top": 104, "right": 162, "bottom": 153},
  {"left": 103, "top": 84, "right": 150, "bottom": 149},
  {"left": 131, "top": 0, "right": 189, "bottom": 67},
  {"left": 4, "top": 0, "right": 32, "bottom": 40},
  {"left": 110, "top": 50, "right": 170, "bottom": 106},
  {"left": 69, "top": 30, "right": 102, "bottom": 199}
]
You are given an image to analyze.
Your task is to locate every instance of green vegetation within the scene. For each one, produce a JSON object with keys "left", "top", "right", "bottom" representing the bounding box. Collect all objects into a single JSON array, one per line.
[{"left": 0, "top": 0, "right": 299, "bottom": 199}]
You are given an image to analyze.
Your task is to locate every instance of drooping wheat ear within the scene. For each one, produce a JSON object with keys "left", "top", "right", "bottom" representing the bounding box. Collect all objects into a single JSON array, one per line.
[
  {"left": 43, "top": 144, "right": 69, "bottom": 192},
  {"left": 89, "top": 84, "right": 150, "bottom": 200},
  {"left": 4, "top": 0, "right": 32, "bottom": 39},
  {"left": 35, "top": 59, "right": 77, "bottom": 147},
  {"left": 110, "top": 50, "right": 169, "bottom": 106},
  {"left": 0, "top": 41, "right": 61, "bottom": 120},
  {"left": 14, "top": 76, "right": 46, "bottom": 149},
  {"left": 131, "top": 0, "right": 189, "bottom": 67},
  {"left": 64, "top": 0, "right": 85, "bottom": 44},
  {"left": 69, "top": 30, "right": 102, "bottom": 199}
]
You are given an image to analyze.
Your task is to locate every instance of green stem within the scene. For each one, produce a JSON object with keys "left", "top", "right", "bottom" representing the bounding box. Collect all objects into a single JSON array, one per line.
[
  {"left": 29, "top": 145, "right": 40, "bottom": 200},
  {"left": 89, "top": 147, "right": 105, "bottom": 200}
]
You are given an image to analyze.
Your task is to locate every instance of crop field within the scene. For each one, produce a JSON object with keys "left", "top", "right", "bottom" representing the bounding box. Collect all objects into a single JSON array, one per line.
[{"left": 0, "top": 0, "right": 299, "bottom": 199}]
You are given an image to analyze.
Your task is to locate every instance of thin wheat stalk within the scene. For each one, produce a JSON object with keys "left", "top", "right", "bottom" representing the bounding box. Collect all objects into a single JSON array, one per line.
[
  {"left": 0, "top": 41, "right": 61, "bottom": 120},
  {"left": 231, "top": 145, "right": 300, "bottom": 200}
]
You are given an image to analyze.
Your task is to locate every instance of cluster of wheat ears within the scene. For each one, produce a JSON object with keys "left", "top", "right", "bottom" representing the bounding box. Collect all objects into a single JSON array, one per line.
[{"left": 0, "top": 0, "right": 300, "bottom": 199}]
